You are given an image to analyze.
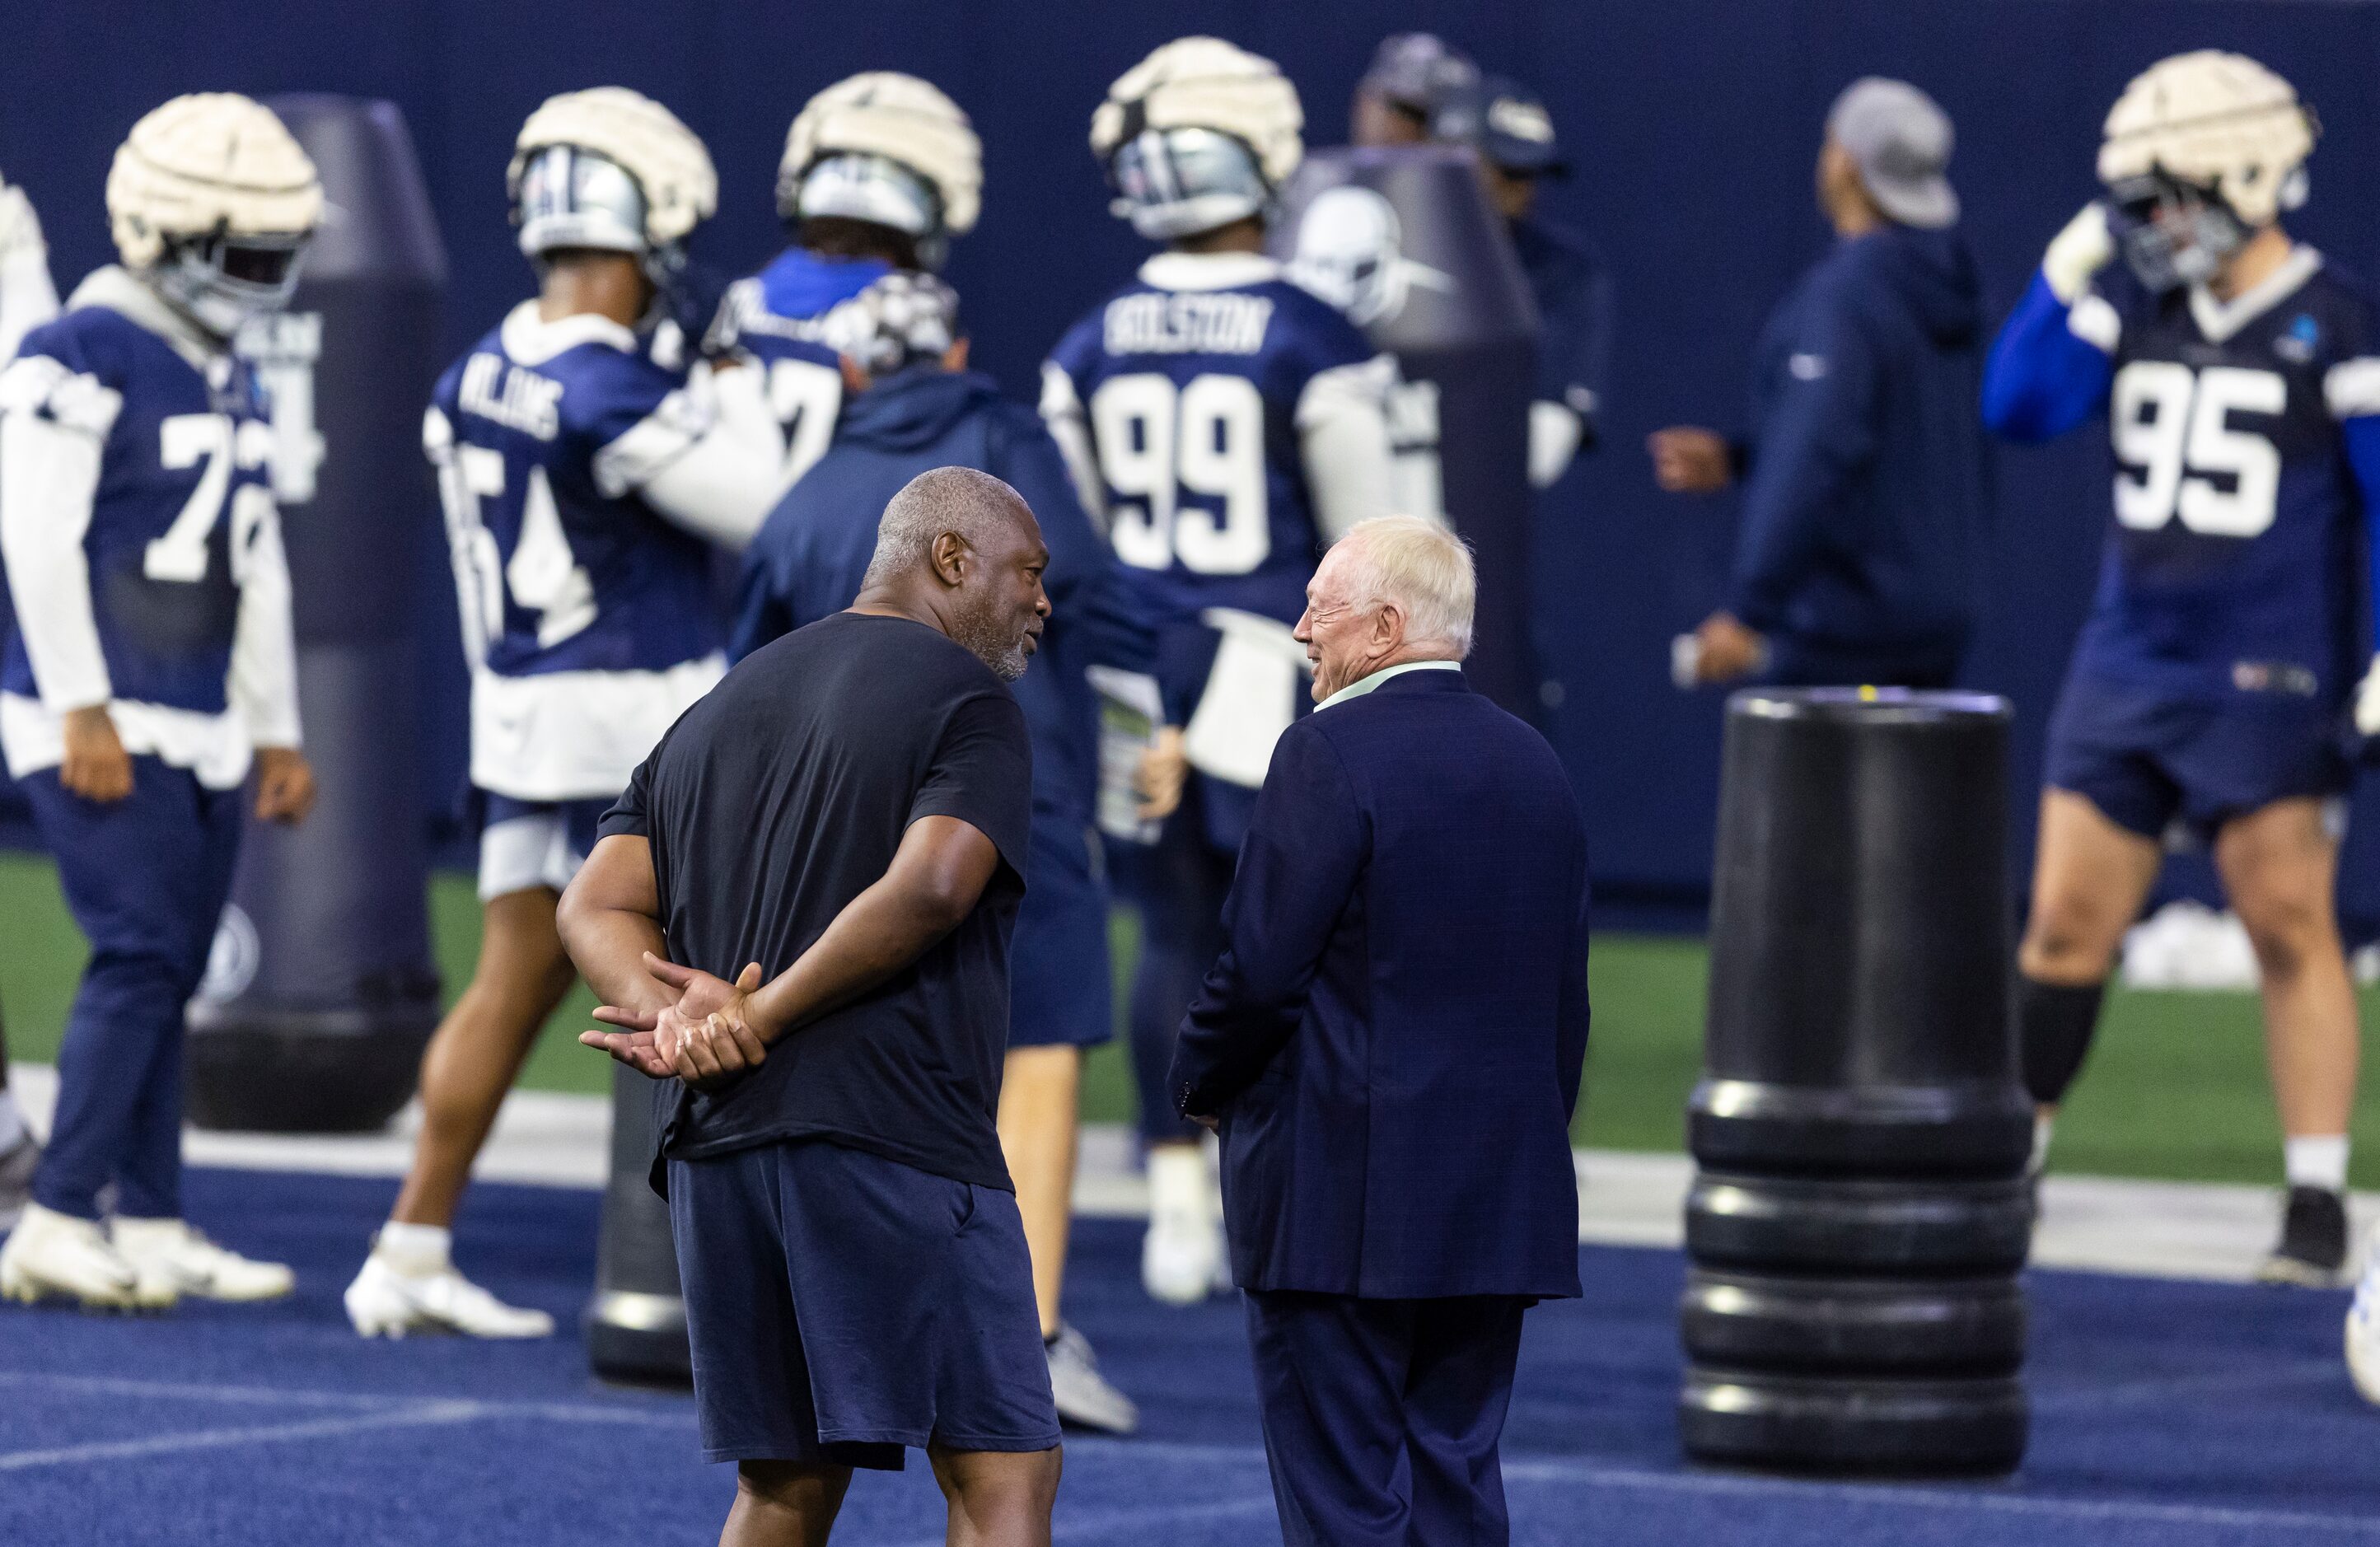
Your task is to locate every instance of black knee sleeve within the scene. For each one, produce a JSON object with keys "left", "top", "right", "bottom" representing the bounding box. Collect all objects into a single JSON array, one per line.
[{"left": 2017, "top": 975, "right": 2106, "bottom": 1107}]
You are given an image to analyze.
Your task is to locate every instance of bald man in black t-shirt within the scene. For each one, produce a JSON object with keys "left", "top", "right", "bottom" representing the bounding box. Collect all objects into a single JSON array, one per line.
[{"left": 561, "top": 466, "right": 1060, "bottom": 1547}]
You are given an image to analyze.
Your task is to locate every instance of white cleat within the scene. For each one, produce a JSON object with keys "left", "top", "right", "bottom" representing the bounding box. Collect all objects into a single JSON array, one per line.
[
  {"left": 2349, "top": 1242, "right": 2380, "bottom": 1405},
  {"left": 0, "top": 1202, "right": 147, "bottom": 1311},
  {"left": 113, "top": 1218, "right": 294, "bottom": 1303},
  {"left": 345, "top": 1248, "right": 554, "bottom": 1339},
  {"left": 1142, "top": 1143, "right": 1224, "bottom": 1306},
  {"left": 1047, "top": 1322, "right": 1139, "bottom": 1434}
]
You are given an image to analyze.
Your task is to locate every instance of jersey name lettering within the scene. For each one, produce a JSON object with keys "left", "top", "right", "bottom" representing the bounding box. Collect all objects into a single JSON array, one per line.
[
  {"left": 1102, "top": 292, "right": 1274, "bottom": 357},
  {"left": 459, "top": 353, "right": 563, "bottom": 441}
]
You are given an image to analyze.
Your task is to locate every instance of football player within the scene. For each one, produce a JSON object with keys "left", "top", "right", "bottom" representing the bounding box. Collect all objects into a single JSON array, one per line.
[
  {"left": 708, "top": 73, "right": 981, "bottom": 493},
  {"left": 0, "top": 95, "right": 318, "bottom": 1309},
  {"left": 1429, "top": 76, "right": 1612, "bottom": 488},
  {"left": 345, "top": 88, "right": 781, "bottom": 1338},
  {"left": 0, "top": 166, "right": 59, "bottom": 1230},
  {"left": 1042, "top": 37, "right": 1397, "bottom": 1303},
  {"left": 1981, "top": 53, "right": 2380, "bottom": 1285}
]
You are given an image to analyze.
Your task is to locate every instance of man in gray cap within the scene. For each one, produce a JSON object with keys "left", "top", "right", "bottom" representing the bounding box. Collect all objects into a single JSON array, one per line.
[{"left": 1651, "top": 77, "right": 1989, "bottom": 689}]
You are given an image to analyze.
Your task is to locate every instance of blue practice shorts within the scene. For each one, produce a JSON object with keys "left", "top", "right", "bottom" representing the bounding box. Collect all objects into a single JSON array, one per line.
[
  {"left": 667, "top": 1139, "right": 1060, "bottom": 1469},
  {"left": 2043, "top": 671, "right": 2350, "bottom": 844},
  {"left": 1008, "top": 814, "right": 1114, "bottom": 1050},
  {"left": 475, "top": 791, "right": 611, "bottom": 901}
]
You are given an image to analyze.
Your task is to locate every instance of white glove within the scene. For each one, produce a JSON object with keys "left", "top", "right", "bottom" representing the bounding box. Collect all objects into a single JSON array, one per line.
[
  {"left": 1528, "top": 400, "right": 1585, "bottom": 489},
  {"left": 2042, "top": 203, "right": 2113, "bottom": 306},
  {"left": 2356, "top": 652, "right": 2380, "bottom": 736}
]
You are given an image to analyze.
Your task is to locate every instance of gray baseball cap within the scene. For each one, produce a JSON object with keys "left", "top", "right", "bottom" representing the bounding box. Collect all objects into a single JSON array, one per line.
[{"left": 1827, "top": 77, "right": 1958, "bottom": 229}]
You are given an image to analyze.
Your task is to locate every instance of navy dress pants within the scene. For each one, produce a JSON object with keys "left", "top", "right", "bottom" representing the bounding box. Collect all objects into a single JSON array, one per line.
[
  {"left": 22, "top": 757, "right": 242, "bottom": 1220},
  {"left": 1245, "top": 1290, "right": 1530, "bottom": 1547}
]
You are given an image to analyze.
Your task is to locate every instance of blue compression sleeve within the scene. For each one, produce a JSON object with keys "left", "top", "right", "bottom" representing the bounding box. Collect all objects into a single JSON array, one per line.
[{"left": 1981, "top": 271, "right": 2114, "bottom": 443}]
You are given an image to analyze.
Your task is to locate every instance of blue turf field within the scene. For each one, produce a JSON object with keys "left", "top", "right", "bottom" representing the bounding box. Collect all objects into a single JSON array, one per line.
[{"left": 0, "top": 1168, "right": 2375, "bottom": 1546}]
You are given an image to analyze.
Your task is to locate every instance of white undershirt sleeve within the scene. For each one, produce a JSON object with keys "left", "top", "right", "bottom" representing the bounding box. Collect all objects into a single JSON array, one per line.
[
  {"left": 0, "top": 358, "right": 115, "bottom": 712},
  {"left": 1039, "top": 361, "right": 1109, "bottom": 535},
  {"left": 0, "top": 187, "right": 59, "bottom": 366},
  {"left": 595, "top": 359, "right": 784, "bottom": 551},
  {"left": 1296, "top": 354, "right": 1400, "bottom": 543},
  {"left": 229, "top": 494, "right": 302, "bottom": 747}
]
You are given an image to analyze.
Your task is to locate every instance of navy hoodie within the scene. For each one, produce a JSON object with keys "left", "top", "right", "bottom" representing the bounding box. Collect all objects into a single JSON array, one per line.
[
  {"left": 1731, "top": 224, "right": 1990, "bottom": 672},
  {"left": 732, "top": 365, "right": 1153, "bottom": 830}
]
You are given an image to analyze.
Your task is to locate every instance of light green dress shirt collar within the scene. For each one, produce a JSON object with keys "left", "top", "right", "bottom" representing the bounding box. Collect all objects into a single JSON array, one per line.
[{"left": 1316, "top": 658, "right": 1463, "bottom": 711}]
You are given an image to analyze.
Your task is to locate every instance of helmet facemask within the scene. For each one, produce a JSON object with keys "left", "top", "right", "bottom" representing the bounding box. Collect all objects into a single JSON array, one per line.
[
  {"left": 2106, "top": 169, "right": 2251, "bottom": 293},
  {"left": 1107, "top": 124, "right": 1273, "bottom": 241},
  {"left": 150, "top": 228, "right": 311, "bottom": 339}
]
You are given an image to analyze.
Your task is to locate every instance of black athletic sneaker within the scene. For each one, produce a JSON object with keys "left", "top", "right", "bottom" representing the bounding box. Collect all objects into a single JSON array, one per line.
[{"left": 2256, "top": 1185, "right": 2350, "bottom": 1287}]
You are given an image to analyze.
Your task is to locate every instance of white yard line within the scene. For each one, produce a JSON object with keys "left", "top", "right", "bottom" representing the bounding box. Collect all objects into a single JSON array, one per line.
[
  {"left": 8, "top": 1370, "right": 2374, "bottom": 1535},
  {"left": 1064, "top": 1437, "right": 2380, "bottom": 1536},
  {"left": 0, "top": 1400, "right": 484, "bottom": 1471},
  {"left": 0, "top": 1369, "right": 691, "bottom": 1429},
  {"left": 5, "top": 1067, "right": 2360, "bottom": 1284}
]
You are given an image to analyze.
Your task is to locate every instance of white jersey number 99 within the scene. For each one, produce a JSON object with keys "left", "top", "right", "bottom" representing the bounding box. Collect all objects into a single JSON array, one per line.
[
  {"left": 1091, "top": 372, "right": 1269, "bottom": 576},
  {"left": 2111, "top": 362, "right": 2284, "bottom": 539}
]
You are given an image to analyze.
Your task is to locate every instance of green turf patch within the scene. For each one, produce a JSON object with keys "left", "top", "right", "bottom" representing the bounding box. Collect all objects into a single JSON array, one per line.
[{"left": 4, "top": 850, "right": 2378, "bottom": 1187}]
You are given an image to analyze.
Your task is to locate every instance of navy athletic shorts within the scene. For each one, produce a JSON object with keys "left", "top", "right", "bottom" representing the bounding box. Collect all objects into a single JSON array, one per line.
[
  {"left": 667, "top": 1138, "right": 1060, "bottom": 1469},
  {"left": 2043, "top": 670, "right": 2350, "bottom": 843},
  {"left": 1009, "top": 812, "right": 1114, "bottom": 1049}
]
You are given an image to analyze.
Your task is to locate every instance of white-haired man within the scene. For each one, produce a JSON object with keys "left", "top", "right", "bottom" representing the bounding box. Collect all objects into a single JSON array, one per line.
[
  {"left": 345, "top": 87, "right": 782, "bottom": 1339},
  {"left": 710, "top": 72, "right": 983, "bottom": 491},
  {"left": 0, "top": 95, "right": 320, "bottom": 1309},
  {"left": 1042, "top": 36, "right": 1396, "bottom": 1304},
  {"left": 1983, "top": 52, "right": 2380, "bottom": 1289},
  {"left": 1171, "top": 515, "right": 1590, "bottom": 1547}
]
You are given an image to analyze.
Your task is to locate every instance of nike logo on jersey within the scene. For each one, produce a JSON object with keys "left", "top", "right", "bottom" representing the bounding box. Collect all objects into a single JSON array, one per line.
[
  {"left": 1104, "top": 292, "right": 1275, "bottom": 357},
  {"left": 459, "top": 353, "right": 564, "bottom": 441}
]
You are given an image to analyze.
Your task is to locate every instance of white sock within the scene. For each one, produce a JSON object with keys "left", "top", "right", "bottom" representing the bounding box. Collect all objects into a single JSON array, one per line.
[
  {"left": 1147, "top": 1145, "right": 1211, "bottom": 1224},
  {"left": 376, "top": 1221, "right": 452, "bottom": 1275},
  {"left": 0, "top": 1089, "right": 24, "bottom": 1152},
  {"left": 2285, "top": 1135, "right": 2350, "bottom": 1194},
  {"left": 2028, "top": 1115, "right": 2054, "bottom": 1180}
]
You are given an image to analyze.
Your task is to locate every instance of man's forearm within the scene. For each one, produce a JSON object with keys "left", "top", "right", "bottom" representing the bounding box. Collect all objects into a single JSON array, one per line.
[
  {"left": 747, "top": 877, "right": 961, "bottom": 1041},
  {"left": 561, "top": 907, "right": 675, "bottom": 1017}
]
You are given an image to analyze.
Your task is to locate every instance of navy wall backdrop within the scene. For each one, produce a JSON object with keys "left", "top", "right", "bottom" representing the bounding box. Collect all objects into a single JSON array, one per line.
[{"left": 5, "top": 0, "right": 2380, "bottom": 923}]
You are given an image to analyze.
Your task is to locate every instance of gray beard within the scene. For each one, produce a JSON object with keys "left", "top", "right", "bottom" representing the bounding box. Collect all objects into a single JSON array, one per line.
[{"left": 951, "top": 603, "right": 1030, "bottom": 681}]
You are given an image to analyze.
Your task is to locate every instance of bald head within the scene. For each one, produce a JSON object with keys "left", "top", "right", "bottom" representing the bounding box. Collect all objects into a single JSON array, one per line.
[
  {"left": 856, "top": 466, "right": 1050, "bottom": 680},
  {"left": 863, "top": 467, "right": 1036, "bottom": 590}
]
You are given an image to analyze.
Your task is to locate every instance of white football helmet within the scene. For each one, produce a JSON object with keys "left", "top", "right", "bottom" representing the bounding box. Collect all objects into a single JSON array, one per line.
[
  {"left": 779, "top": 73, "right": 980, "bottom": 267},
  {"left": 2097, "top": 51, "right": 2316, "bottom": 291},
  {"left": 105, "top": 94, "right": 322, "bottom": 339},
  {"left": 1092, "top": 37, "right": 1303, "bottom": 241},
  {"left": 507, "top": 87, "right": 717, "bottom": 264}
]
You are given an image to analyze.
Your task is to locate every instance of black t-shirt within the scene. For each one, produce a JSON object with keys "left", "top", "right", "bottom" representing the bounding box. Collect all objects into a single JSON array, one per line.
[{"left": 600, "top": 610, "right": 1033, "bottom": 1190}]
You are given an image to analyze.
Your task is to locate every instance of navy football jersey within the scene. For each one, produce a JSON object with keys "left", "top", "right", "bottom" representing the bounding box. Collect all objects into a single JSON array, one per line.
[
  {"left": 1042, "top": 252, "right": 1388, "bottom": 627},
  {"left": 708, "top": 247, "right": 881, "bottom": 488},
  {"left": 1, "top": 295, "right": 273, "bottom": 716},
  {"left": 1988, "top": 249, "right": 2380, "bottom": 706},
  {"left": 426, "top": 302, "right": 733, "bottom": 801}
]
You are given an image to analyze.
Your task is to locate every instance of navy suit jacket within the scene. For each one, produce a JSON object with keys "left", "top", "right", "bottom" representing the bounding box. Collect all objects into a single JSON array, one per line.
[{"left": 1170, "top": 668, "right": 1591, "bottom": 1300}]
